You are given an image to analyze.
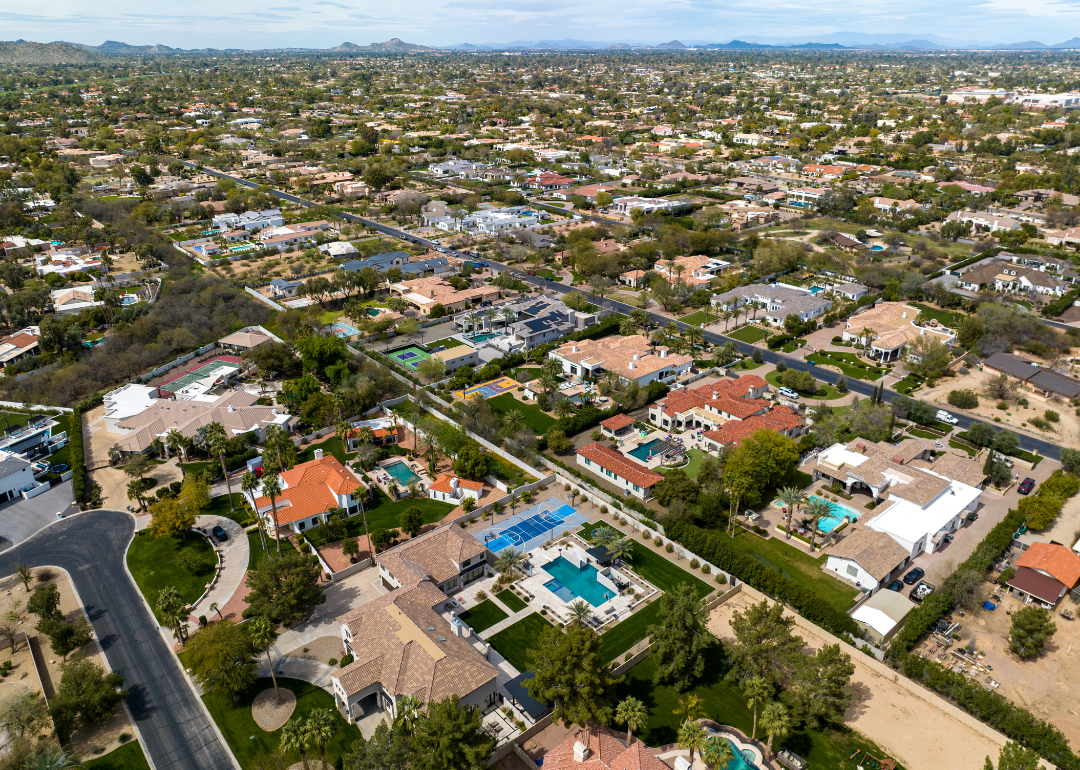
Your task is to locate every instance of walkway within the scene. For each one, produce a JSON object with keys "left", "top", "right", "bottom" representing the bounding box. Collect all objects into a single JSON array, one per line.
[{"left": 186, "top": 515, "right": 248, "bottom": 631}]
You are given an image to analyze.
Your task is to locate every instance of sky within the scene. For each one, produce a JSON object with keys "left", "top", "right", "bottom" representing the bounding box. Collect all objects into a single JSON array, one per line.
[{"left": 5, "top": 0, "right": 1080, "bottom": 49}]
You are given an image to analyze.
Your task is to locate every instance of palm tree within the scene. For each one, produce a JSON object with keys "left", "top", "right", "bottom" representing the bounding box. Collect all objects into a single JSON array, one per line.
[
  {"left": 335, "top": 419, "right": 352, "bottom": 450},
  {"left": 464, "top": 310, "right": 482, "bottom": 337},
  {"left": 263, "top": 423, "right": 288, "bottom": 470},
  {"left": 197, "top": 422, "right": 236, "bottom": 514},
  {"left": 262, "top": 471, "right": 284, "bottom": 557},
  {"left": 127, "top": 478, "right": 147, "bottom": 512},
  {"left": 280, "top": 718, "right": 312, "bottom": 770},
  {"left": 394, "top": 693, "right": 422, "bottom": 736},
  {"left": 592, "top": 525, "right": 620, "bottom": 548},
  {"left": 619, "top": 315, "right": 637, "bottom": 336},
  {"left": 674, "top": 694, "right": 705, "bottom": 723},
  {"left": 165, "top": 429, "right": 186, "bottom": 476},
  {"left": 759, "top": 702, "right": 791, "bottom": 759},
  {"left": 684, "top": 324, "right": 704, "bottom": 352},
  {"left": 630, "top": 309, "right": 649, "bottom": 328},
  {"left": 553, "top": 398, "right": 576, "bottom": 419},
  {"left": 542, "top": 357, "right": 563, "bottom": 380},
  {"left": 678, "top": 718, "right": 708, "bottom": 767},
  {"left": 777, "top": 486, "right": 807, "bottom": 539},
  {"left": 502, "top": 409, "right": 527, "bottom": 435},
  {"left": 483, "top": 306, "right": 500, "bottom": 332},
  {"left": 496, "top": 548, "right": 525, "bottom": 579},
  {"left": 538, "top": 373, "right": 560, "bottom": 400},
  {"left": 607, "top": 537, "right": 633, "bottom": 567},
  {"left": 305, "top": 708, "right": 336, "bottom": 768},
  {"left": 567, "top": 599, "right": 592, "bottom": 627},
  {"left": 500, "top": 307, "right": 517, "bottom": 330},
  {"left": 616, "top": 695, "right": 648, "bottom": 746},
  {"left": 743, "top": 675, "right": 771, "bottom": 740},
  {"left": 804, "top": 495, "right": 832, "bottom": 550},
  {"left": 721, "top": 308, "right": 734, "bottom": 332},
  {"left": 702, "top": 737, "right": 736, "bottom": 770},
  {"left": 860, "top": 326, "right": 877, "bottom": 360},
  {"left": 249, "top": 616, "right": 281, "bottom": 703},
  {"left": 241, "top": 472, "right": 269, "bottom": 555}
]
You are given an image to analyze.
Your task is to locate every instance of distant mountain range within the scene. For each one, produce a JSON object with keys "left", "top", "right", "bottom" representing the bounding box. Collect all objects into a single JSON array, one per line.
[
  {"left": 0, "top": 40, "right": 101, "bottom": 64},
  {"left": 331, "top": 38, "right": 432, "bottom": 52}
]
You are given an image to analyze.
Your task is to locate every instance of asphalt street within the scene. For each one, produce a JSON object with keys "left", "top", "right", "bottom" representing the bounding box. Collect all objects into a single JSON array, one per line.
[
  {"left": 0, "top": 510, "right": 233, "bottom": 770},
  {"left": 188, "top": 163, "right": 1061, "bottom": 461}
]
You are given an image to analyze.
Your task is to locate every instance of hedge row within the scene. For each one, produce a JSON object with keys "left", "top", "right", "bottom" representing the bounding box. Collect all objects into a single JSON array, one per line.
[
  {"left": 662, "top": 519, "right": 859, "bottom": 638},
  {"left": 69, "top": 405, "right": 86, "bottom": 506},
  {"left": 766, "top": 333, "right": 797, "bottom": 350},
  {"left": 901, "top": 654, "right": 1079, "bottom": 770},
  {"left": 1044, "top": 287, "right": 1080, "bottom": 318}
]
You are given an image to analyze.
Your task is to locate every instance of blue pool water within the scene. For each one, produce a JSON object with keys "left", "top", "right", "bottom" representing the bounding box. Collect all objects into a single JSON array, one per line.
[
  {"left": 384, "top": 461, "right": 421, "bottom": 487},
  {"left": 467, "top": 332, "right": 502, "bottom": 343},
  {"left": 365, "top": 308, "right": 380, "bottom": 316},
  {"left": 542, "top": 556, "right": 613, "bottom": 607},
  {"left": 812, "top": 495, "right": 861, "bottom": 533},
  {"left": 810, "top": 286, "right": 824, "bottom": 295},
  {"left": 627, "top": 438, "right": 665, "bottom": 462},
  {"left": 871, "top": 245, "right": 885, "bottom": 252}
]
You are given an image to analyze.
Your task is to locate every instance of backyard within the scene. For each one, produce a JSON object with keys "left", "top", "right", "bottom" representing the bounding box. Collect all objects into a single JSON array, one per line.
[
  {"left": 659, "top": 448, "right": 710, "bottom": 479},
  {"left": 486, "top": 392, "right": 557, "bottom": 434},
  {"left": 457, "top": 599, "right": 508, "bottom": 632},
  {"left": 296, "top": 490, "right": 457, "bottom": 550},
  {"left": 486, "top": 612, "right": 555, "bottom": 672},
  {"left": 126, "top": 531, "right": 218, "bottom": 623},
  {"left": 496, "top": 588, "right": 528, "bottom": 612},
  {"left": 726, "top": 326, "right": 771, "bottom": 344},
  {"left": 201, "top": 678, "right": 361, "bottom": 769}
]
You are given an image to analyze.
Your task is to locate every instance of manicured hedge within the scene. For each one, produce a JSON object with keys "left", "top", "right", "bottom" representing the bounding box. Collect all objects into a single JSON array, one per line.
[
  {"left": 662, "top": 519, "right": 858, "bottom": 637},
  {"left": 766, "top": 333, "right": 796, "bottom": 350},
  {"left": 70, "top": 404, "right": 86, "bottom": 505},
  {"left": 1044, "top": 288, "right": 1080, "bottom": 317}
]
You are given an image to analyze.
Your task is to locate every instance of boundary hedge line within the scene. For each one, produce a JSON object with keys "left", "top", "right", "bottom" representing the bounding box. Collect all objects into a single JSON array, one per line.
[{"left": 70, "top": 404, "right": 86, "bottom": 506}]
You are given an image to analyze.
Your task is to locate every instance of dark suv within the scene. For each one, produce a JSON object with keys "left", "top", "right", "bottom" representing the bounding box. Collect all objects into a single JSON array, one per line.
[
  {"left": 903, "top": 567, "right": 925, "bottom": 585},
  {"left": 1018, "top": 478, "right": 1036, "bottom": 495},
  {"left": 212, "top": 525, "right": 228, "bottom": 542}
]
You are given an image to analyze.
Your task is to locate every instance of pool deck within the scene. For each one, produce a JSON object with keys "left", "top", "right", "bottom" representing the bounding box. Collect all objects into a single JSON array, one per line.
[
  {"left": 615, "top": 429, "right": 697, "bottom": 471},
  {"left": 373, "top": 457, "right": 434, "bottom": 499}
]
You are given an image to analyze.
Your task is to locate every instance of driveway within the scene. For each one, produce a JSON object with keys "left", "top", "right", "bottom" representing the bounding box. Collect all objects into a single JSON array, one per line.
[
  {"left": 0, "top": 510, "right": 233, "bottom": 770},
  {"left": 185, "top": 515, "right": 249, "bottom": 632},
  {"left": 0, "top": 481, "right": 76, "bottom": 552}
]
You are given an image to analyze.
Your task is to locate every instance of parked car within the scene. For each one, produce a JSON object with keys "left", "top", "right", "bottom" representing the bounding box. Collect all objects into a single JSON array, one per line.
[
  {"left": 903, "top": 567, "right": 925, "bottom": 585},
  {"left": 778, "top": 387, "right": 800, "bottom": 400},
  {"left": 212, "top": 525, "right": 228, "bottom": 542},
  {"left": 886, "top": 580, "right": 905, "bottom": 592},
  {"left": 943, "top": 532, "right": 954, "bottom": 544},
  {"left": 936, "top": 410, "right": 959, "bottom": 425},
  {"left": 1018, "top": 478, "right": 1036, "bottom": 495}
]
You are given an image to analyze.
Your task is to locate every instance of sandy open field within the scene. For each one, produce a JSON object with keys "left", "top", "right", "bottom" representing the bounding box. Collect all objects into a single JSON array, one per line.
[{"left": 708, "top": 590, "right": 1006, "bottom": 770}]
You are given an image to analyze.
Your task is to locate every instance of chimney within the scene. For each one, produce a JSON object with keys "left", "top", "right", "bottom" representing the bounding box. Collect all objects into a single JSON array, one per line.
[
  {"left": 632, "top": 353, "right": 640, "bottom": 361},
  {"left": 628, "top": 361, "right": 636, "bottom": 370},
  {"left": 314, "top": 449, "right": 324, "bottom": 460},
  {"left": 573, "top": 742, "right": 590, "bottom": 763},
  {"left": 572, "top": 344, "right": 579, "bottom": 353},
  {"left": 660, "top": 349, "right": 668, "bottom": 359},
  {"left": 227, "top": 405, "right": 236, "bottom": 412},
  {"left": 902, "top": 311, "right": 907, "bottom": 318},
  {"left": 451, "top": 477, "right": 459, "bottom": 489}
]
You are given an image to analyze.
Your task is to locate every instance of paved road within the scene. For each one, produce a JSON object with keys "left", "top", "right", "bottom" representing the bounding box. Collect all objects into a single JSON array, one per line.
[
  {"left": 0, "top": 481, "right": 77, "bottom": 553},
  {"left": 0, "top": 511, "right": 233, "bottom": 770},
  {"left": 186, "top": 163, "right": 1061, "bottom": 461}
]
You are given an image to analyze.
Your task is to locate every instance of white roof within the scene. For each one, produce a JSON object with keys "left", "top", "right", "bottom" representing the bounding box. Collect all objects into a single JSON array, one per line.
[
  {"left": 851, "top": 605, "right": 899, "bottom": 637},
  {"left": 818, "top": 443, "right": 870, "bottom": 470},
  {"left": 104, "top": 384, "right": 160, "bottom": 423},
  {"left": 867, "top": 477, "right": 981, "bottom": 545}
]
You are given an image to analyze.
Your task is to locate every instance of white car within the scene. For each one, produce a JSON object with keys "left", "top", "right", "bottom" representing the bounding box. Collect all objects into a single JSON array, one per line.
[
  {"left": 936, "top": 410, "right": 959, "bottom": 425},
  {"left": 778, "top": 387, "right": 800, "bottom": 400}
]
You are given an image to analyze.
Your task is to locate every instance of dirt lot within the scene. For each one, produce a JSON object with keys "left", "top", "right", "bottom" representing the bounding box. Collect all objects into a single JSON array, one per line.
[
  {"left": 0, "top": 567, "right": 134, "bottom": 758},
  {"left": 918, "top": 368, "right": 1079, "bottom": 448},
  {"left": 962, "top": 584, "right": 1080, "bottom": 748},
  {"left": 84, "top": 405, "right": 183, "bottom": 510},
  {"left": 708, "top": 590, "right": 1005, "bottom": 770}
]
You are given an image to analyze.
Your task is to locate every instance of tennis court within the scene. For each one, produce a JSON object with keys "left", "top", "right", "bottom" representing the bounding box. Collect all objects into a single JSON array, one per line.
[
  {"left": 326, "top": 321, "right": 361, "bottom": 338},
  {"left": 456, "top": 376, "right": 521, "bottom": 401},
  {"left": 161, "top": 359, "right": 241, "bottom": 391},
  {"left": 387, "top": 345, "right": 432, "bottom": 370},
  {"left": 479, "top": 499, "right": 588, "bottom": 553}
]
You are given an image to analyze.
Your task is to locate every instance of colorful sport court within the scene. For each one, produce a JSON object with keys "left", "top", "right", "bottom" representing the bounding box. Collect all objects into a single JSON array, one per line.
[
  {"left": 326, "top": 321, "right": 361, "bottom": 338},
  {"left": 388, "top": 345, "right": 432, "bottom": 370},
  {"left": 479, "top": 499, "right": 588, "bottom": 553},
  {"left": 160, "top": 357, "right": 241, "bottom": 391},
  {"left": 456, "top": 376, "right": 521, "bottom": 401}
]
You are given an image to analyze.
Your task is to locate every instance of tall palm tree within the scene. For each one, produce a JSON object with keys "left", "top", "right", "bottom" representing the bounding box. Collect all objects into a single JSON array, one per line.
[
  {"left": 567, "top": 599, "right": 592, "bottom": 627},
  {"left": 804, "top": 495, "right": 832, "bottom": 550},
  {"left": 759, "top": 702, "right": 791, "bottom": 759},
  {"left": 861, "top": 326, "right": 877, "bottom": 360},
  {"left": 197, "top": 423, "right": 236, "bottom": 514},
  {"left": 743, "top": 675, "right": 771, "bottom": 740},
  {"left": 502, "top": 409, "right": 527, "bottom": 435},
  {"left": 542, "top": 357, "right": 563, "bottom": 379},
  {"left": 464, "top": 310, "right": 482, "bottom": 337},
  {"left": 553, "top": 398, "right": 576, "bottom": 419},
  {"left": 501, "top": 307, "right": 516, "bottom": 330},
  {"left": 607, "top": 537, "right": 633, "bottom": 567},
  {"left": 249, "top": 616, "right": 281, "bottom": 703},
  {"left": 722, "top": 308, "right": 734, "bottom": 332},
  {"left": 263, "top": 423, "right": 288, "bottom": 470},
  {"left": 335, "top": 419, "right": 352, "bottom": 450},
  {"left": 305, "top": 708, "right": 336, "bottom": 768},
  {"left": 394, "top": 693, "right": 422, "bottom": 736},
  {"left": 496, "top": 548, "right": 525, "bottom": 579},
  {"left": 538, "top": 373, "right": 560, "bottom": 399},
  {"left": 777, "top": 486, "right": 807, "bottom": 539},
  {"left": 630, "top": 308, "right": 649, "bottom": 328},
  {"left": 702, "top": 737, "right": 736, "bottom": 770},
  {"left": 616, "top": 695, "right": 648, "bottom": 746},
  {"left": 165, "top": 428, "right": 186, "bottom": 476},
  {"left": 674, "top": 694, "right": 705, "bottom": 723},
  {"left": 127, "top": 478, "right": 147, "bottom": 512},
  {"left": 241, "top": 472, "right": 269, "bottom": 555},
  {"left": 280, "top": 718, "right": 312, "bottom": 770},
  {"left": 678, "top": 719, "right": 708, "bottom": 767},
  {"left": 684, "top": 324, "right": 704, "bottom": 352},
  {"left": 261, "top": 471, "right": 284, "bottom": 557}
]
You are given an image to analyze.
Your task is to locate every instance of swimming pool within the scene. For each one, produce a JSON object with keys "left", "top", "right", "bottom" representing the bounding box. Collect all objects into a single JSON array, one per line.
[
  {"left": 384, "top": 461, "right": 422, "bottom": 487},
  {"left": 467, "top": 332, "right": 502, "bottom": 343},
  {"left": 812, "top": 494, "right": 861, "bottom": 533},
  {"left": 365, "top": 308, "right": 380, "bottom": 317},
  {"left": 627, "top": 438, "right": 665, "bottom": 462},
  {"left": 327, "top": 321, "right": 361, "bottom": 338},
  {"left": 542, "top": 556, "right": 613, "bottom": 607},
  {"left": 710, "top": 738, "right": 759, "bottom": 770},
  {"left": 871, "top": 245, "right": 885, "bottom": 252}
]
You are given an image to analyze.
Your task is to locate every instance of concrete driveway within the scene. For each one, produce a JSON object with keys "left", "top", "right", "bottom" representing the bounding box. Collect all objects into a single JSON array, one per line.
[
  {"left": 0, "top": 510, "right": 233, "bottom": 770},
  {"left": 0, "top": 481, "right": 76, "bottom": 552},
  {"left": 186, "top": 515, "right": 249, "bottom": 631},
  {"left": 272, "top": 566, "right": 386, "bottom": 653}
]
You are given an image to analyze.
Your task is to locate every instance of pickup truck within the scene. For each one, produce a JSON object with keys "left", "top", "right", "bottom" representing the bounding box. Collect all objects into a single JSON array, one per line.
[
  {"left": 909, "top": 581, "right": 935, "bottom": 604},
  {"left": 936, "top": 410, "right": 959, "bottom": 425}
]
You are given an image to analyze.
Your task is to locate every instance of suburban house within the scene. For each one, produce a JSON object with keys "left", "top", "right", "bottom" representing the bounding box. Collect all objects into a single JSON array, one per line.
[
  {"left": 612, "top": 197, "right": 688, "bottom": 216},
  {"left": 851, "top": 589, "right": 917, "bottom": 644},
  {"left": 0, "top": 327, "right": 40, "bottom": 369},
  {"left": 810, "top": 439, "right": 985, "bottom": 559},
  {"left": 761, "top": 294, "right": 832, "bottom": 327},
  {"left": 710, "top": 285, "right": 830, "bottom": 327},
  {"left": 50, "top": 288, "right": 101, "bottom": 315},
  {"left": 653, "top": 255, "right": 732, "bottom": 288},
  {"left": 332, "top": 527, "right": 497, "bottom": 725},
  {"left": 842, "top": 302, "right": 956, "bottom": 362},
  {"left": 958, "top": 260, "right": 1068, "bottom": 297},
  {"left": 431, "top": 206, "right": 539, "bottom": 234},
  {"left": 1006, "top": 543, "right": 1080, "bottom": 607},
  {"left": 539, "top": 725, "right": 670, "bottom": 770},
  {"left": 388, "top": 276, "right": 500, "bottom": 316},
  {"left": 825, "top": 525, "right": 912, "bottom": 594},
  {"left": 320, "top": 241, "right": 359, "bottom": 259},
  {"left": 700, "top": 405, "right": 804, "bottom": 450},
  {"left": 429, "top": 158, "right": 486, "bottom": 177},
  {"left": 247, "top": 452, "right": 369, "bottom": 536},
  {"left": 870, "top": 197, "right": 923, "bottom": 214},
  {"left": 0, "top": 451, "right": 40, "bottom": 503},
  {"left": 599, "top": 414, "right": 638, "bottom": 442},
  {"left": 428, "top": 474, "right": 484, "bottom": 505},
  {"left": 490, "top": 298, "right": 597, "bottom": 353},
  {"left": 212, "top": 208, "right": 285, "bottom": 232},
  {"left": 550, "top": 335, "right": 693, "bottom": 386},
  {"left": 218, "top": 327, "right": 275, "bottom": 352},
  {"left": 981, "top": 352, "right": 1080, "bottom": 400},
  {"left": 648, "top": 376, "right": 771, "bottom": 432},
  {"left": 346, "top": 414, "right": 404, "bottom": 448},
  {"left": 945, "top": 210, "right": 1021, "bottom": 233},
  {"left": 831, "top": 282, "right": 869, "bottom": 301},
  {"left": 733, "top": 133, "right": 765, "bottom": 146},
  {"left": 338, "top": 251, "right": 410, "bottom": 274},
  {"left": 433, "top": 345, "right": 480, "bottom": 372},
  {"left": 577, "top": 442, "right": 664, "bottom": 501},
  {"left": 258, "top": 220, "right": 332, "bottom": 252},
  {"left": 268, "top": 278, "right": 302, "bottom": 298}
]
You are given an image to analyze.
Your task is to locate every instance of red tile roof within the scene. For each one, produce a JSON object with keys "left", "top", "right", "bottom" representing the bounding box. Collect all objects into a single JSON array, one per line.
[
  {"left": 658, "top": 377, "right": 770, "bottom": 420},
  {"left": 600, "top": 414, "right": 636, "bottom": 430},
  {"left": 254, "top": 455, "right": 362, "bottom": 524},
  {"left": 428, "top": 474, "right": 485, "bottom": 495},
  {"left": 1017, "top": 543, "right": 1080, "bottom": 589},
  {"left": 703, "top": 406, "right": 803, "bottom": 447},
  {"left": 542, "top": 725, "right": 669, "bottom": 770},
  {"left": 577, "top": 443, "right": 664, "bottom": 488}
]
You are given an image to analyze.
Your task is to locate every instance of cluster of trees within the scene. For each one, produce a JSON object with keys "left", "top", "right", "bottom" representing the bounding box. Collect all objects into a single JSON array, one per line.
[{"left": 809, "top": 397, "right": 894, "bottom": 446}]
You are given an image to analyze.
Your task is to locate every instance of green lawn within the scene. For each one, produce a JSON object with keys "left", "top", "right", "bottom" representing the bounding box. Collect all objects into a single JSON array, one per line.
[
  {"left": 764, "top": 369, "right": 845, "bottom": 401},
  {"left": 807, "top": 351, "right": 885, "bottom": 381},
  {"left": 83, "top": 741, "right": 151, "bottom": 770},
  {"left": 496, "top": 589, "right": 528, "bottom": 613},
  {"left": 617, "top": 651, "right": 904, "bottom": 769},
  {"left": 679, "top": 310, "right": 712, "bottom": 326},
  {"left": 457, "top": 599, "right": 509, "bottom": 632},
  {"left": 296, "top": 490, "right": 457, "bottom": 549},
  {"left": 486, "top": 392, "right": 556, "bottom": 434},
  {"left": 660, "top": 448, "right": 710, "bottom": 479},
  {"left": 733, "top": 357, "right": 765, "bottom": 371},
  {"left": 0, "top": 410, "right": 45, "bottom": 430},
  {"left": 727, "top": 326, "right": 770, "bottom": 344},
  {"left": 201, "top": 678, "right": 361, "bottom": 769},
  {"left": 949, "top": 440, "right": 977, "bottom": 456},
  {"left": 714, "top": 526, "right": 859, "bottom": 613},
  {"left": 205, "top": 493, "right": 251, "bottom": 526},
  {"left": 247, "top": 529, "right": 298, "bottom": 571},
  {"left": 486, "top": 612, "right": 555, "bottom": 672},
  {"left": 427, "top": 336, "right": 465, "bottom": 349},
  {"left": 908, "top": 428, "right": 942, "bottom": 440},
  {"left": 297, "top": 436, "right": 356, "bottom": 465},
  {"left": 126, "top": 532, "right": 218, "bottom": 623},
  {"left": 910, "top": 302, "right": 966, "bottom": 328},
  {"left": 893, "top": 373, "right": 924, "bottom": 395}
]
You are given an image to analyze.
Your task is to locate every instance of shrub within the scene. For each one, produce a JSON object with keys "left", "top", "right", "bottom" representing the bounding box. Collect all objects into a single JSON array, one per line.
[
  {"left": 947, "top": 389, "right": 979, "bottom": 410},
  {"left": 1045, "top": 410, "right": 1060, "bottom": 423},
  {"left": 702, "top": 564, "right": 710, "bottom": 574},
  {"left": 996, "top": 401, "right": 1008, "bottom": 410},
  {"left": 689, "top": 559, "right": 700, "bottom": 569},
  {"left": 997, "top": 566, "right": 1016, "bottom": 586},
  {"left": 654, "top": 537, "right": 662, "bottom": 546},
  {"left": 665, "top": 543, "right": 674, "bottom": 553},
  {"left": 1029, "top": 417, "right": 1050, "bottom": 431},
  {"left": 328, "top": 658, "right": 338, "bottom": 666}
]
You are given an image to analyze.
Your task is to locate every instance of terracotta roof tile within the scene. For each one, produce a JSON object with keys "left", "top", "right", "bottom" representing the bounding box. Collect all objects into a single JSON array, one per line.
[
  {"left": 1017, "top": 543, "right": 1080, "bottom": 589},
  {"left": 577, "top": 442, "right": 664, "bottom": 488}
]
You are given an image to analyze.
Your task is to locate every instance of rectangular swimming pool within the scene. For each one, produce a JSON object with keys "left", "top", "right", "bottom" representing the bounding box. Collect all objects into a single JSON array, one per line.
[
  {"left": 542, "top": 556, "right": 613, "bottom": 607},
  {"left": 627, "top": 438, "right": 665, "bottom": 463},
  {"left": 384, "top": 461, "right": 421, "bottom": 487}
]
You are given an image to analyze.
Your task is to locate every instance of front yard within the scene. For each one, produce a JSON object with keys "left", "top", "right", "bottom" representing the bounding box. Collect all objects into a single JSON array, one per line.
[
  {"left": 127, "top": 532, "right": 218, "bottom": 623},
  {"left": 727, "top": 326, "right": 771, "bottom": 344}
]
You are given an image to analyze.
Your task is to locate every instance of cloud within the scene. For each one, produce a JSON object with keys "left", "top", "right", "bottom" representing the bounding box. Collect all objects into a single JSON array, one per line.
[{"left": 269, "top": 5, "right": 300, "bottom": 10}]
